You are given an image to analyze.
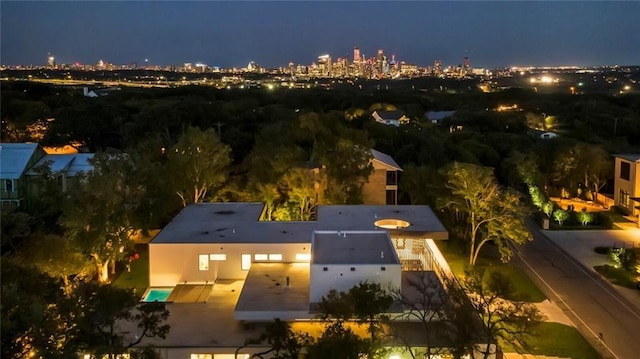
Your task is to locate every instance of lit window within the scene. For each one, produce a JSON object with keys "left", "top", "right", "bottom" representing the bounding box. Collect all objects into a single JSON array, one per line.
[
  {"left": 210, "top": 254, "right": 227, "bottom": 261},
  {"left": 254, "top": 254, "right": 268, "bottom": 261},
  {"left": 191, "top": 355, "right": 212, "bottom": 359},
  {"left": 241, "top": 254, "right": 251, "bottom": 270},
  {"left": 268, "top": 254, "right": 282, "bottom": 261},
  {"left": 198, "top": 254, "right": 209, "bottom": 270},
  {"left": 295, "top": 253, "right": 311, "bottom": 261}
]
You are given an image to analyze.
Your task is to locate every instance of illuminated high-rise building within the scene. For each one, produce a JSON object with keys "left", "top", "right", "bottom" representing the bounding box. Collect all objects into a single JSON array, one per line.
[
  {"left": 376, "top": 49, "right": 384, "bottom": 73},
  {"left": 434, "top": 60, "right": 442, "bottom": 75},
  {"left": 353, "top": 47, "right": 361, "bottom": 63},
  {"left": 317, "top": 54, "right": 332, "bottom": 76},
  {"left": 463, "top": 56, "right": 470, "bottom": 73},
  {"left": 47, "top": 54, "right": 55, "bottom": 68}
]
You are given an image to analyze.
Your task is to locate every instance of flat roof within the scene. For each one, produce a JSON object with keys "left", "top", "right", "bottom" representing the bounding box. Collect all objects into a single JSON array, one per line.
[
  {"left": 151, "top": 203, "right": 448, "bottom": 244},
  {"left": 235, "top": 263, "right": 310, "bottom": 314},
  {"left": 316, "top": 205, "right": 448, "bottom": 239},
  {"left": 312, "top": 231, "right": 400, "bottom": 265}
]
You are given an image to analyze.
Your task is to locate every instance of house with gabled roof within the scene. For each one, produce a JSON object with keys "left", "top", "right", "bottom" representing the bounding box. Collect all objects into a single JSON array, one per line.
[
  {"left": 0, "top": 142, "right": 94, "bottom": 208},
  {"left": 372, "top": 110, "right": 410, "bottom": 127},
  {"left": 0, "top": 143, "right": 46, "bottom": 207},
  {"left": 363, "top": 149, "right": 403, "bottom": 205}
]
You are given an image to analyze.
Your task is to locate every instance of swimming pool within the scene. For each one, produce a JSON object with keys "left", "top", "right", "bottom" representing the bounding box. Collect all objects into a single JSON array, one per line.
[{"left": 142, "top": 288, "right": 173, "bottom": 302}]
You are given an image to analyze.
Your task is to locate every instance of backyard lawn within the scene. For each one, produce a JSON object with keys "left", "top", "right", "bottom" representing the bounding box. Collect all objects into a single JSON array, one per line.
[
  {"left": 437, "top": 241, "right": 546, "bottom": 302},
  {"left": 113, "top": 243, "right": 149, "bottom": 298}
]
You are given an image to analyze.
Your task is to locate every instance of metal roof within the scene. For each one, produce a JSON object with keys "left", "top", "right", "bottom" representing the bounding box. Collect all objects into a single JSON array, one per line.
[
  {"left": 27, "top": 153, "right": 95, "bottom": 176},
  {"left": 371, "top": 149, "right": 402, "bottom": 171},
  {"left": 0, "top": 143, "right": 39, "bottom": 179},
  {"left": 614, "top": 154, "right": 640, "bottom": 162}
]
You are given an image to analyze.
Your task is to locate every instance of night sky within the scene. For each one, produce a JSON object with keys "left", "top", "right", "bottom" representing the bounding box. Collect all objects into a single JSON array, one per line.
[{"left": 2, "top": 1, "right": 639, "bottom": 68}]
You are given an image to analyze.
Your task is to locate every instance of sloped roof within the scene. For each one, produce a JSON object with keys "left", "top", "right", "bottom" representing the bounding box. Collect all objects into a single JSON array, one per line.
[
  {"left": 614, "top": 154, "right": 640, "bottom": 162},
  {"left": 371, "top": 149, "right": 402, "bottom": 171},
  {"left": 0, "top": 143, "right": 39, "bottom": 179},
  {"left": 27, "top": 153, "right": 95, "bottom": 176},
  {"left": 372, "top": 110, "right": 406, "bottom": 120},
  {"left": 426, "top": 110, "right": 456, "bottom": 121}
]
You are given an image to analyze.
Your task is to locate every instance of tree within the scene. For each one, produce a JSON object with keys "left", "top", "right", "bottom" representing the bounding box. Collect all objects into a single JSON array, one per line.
[
  {"left": 26, "top": 233, "right": 92, "bottom": 293},
  {"left": 72, "top": 282, "right": 170, "bottom": 358},
  {"left": 461, "top": 269, "right": 545, "bottom": 358},
  {"left": 390, "top": 272, "right": 455, "bottom": 358},
  {"left": 61, "top": 152, "right": 142, "bottom": 282},
  {"left": 551, "top": 143, "right": 612, "bottom": 200},
  {"left": 280, "top": 167, "right": 320, "bottom": 221},
  {"left": 251, "top": 318, "right": 313, "bottom": 359},
  {"left": 1, "top": 208, "right": 31, "bottom": 253},
  {"left": 400, "top": 164, "right": 442, "bottom": 206},
  {"left": 315, "top": 282, "right": 393, "bottom": 358},
  {"left": 441, "top": 162, "right": 532, "bottom": 266},
  {"left": 1, "top": 259, "right": 72, "bottom": 359},
  {"left": 167, "top": 126, "right": 232, "bottom": 207}
]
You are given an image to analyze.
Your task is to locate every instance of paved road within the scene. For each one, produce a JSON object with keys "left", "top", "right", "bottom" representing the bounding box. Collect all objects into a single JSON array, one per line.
[{"left": 514, "top": 221, "right": 640, "bottom": 359}]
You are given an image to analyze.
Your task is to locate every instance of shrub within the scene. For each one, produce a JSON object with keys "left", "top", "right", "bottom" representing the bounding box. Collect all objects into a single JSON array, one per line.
[
  {"left": 553, "top": 209, "right": 569, "bottom": 226},
  {"left": 576, "top": 211, "right": 594, "bottom": 226},
  {"left": 594, "top": 246, "right": 610, "bottom": 255},
  {"left": 542, "top": 202, "right": 554, "bottom": 218}
]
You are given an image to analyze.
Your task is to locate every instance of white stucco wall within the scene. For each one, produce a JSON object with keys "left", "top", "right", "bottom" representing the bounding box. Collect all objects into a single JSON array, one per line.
[
  {"left": 149, "top": 242, "right": 310, "bottom": 287},
  {"left": 309, "top": 263, "right": 401, "bottom": 303}
]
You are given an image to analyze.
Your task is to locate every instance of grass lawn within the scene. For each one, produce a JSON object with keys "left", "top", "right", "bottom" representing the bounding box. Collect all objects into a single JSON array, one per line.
[
  {"left": 594, "top": 264, "right": 638, "bottom": 289},
  {"left": 113, "top": 243, "right": 149, "bottom": 298},
  {"left": 500, "top": 322, "right": 601, "bottom": 359},
  {"left": 437, "top": 241, "right": 546, "bottom": 302}
]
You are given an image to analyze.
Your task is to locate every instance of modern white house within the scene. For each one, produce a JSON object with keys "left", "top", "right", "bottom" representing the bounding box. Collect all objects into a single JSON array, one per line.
[{"left": 142, "top": 202, "right": 473, "bottom": 358}]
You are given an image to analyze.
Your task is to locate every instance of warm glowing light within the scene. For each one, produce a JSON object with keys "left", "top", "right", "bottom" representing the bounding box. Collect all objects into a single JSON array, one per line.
[
  {"left": 295, "top": 253, "right": 311, "bottom": 261},
  {"left": 375, "top": 219, "right": 410, "bottom": 229}
]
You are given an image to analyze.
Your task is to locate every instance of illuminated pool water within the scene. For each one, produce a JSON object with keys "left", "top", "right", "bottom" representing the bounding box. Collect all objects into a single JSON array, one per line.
[{"left": 142, "top": 288, "right": 173, "bottom": 302}]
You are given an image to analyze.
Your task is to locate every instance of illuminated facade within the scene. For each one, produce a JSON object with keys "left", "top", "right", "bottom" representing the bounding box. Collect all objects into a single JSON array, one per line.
[{"left": 613, "top": 154, "right": 640, "bottom": 217}]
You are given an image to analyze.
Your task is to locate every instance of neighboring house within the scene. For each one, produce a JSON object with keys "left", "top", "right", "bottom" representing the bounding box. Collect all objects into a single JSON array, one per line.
[
  {"left": 425, "top": 110, "right": 456, "bottom": 125},
  {"left": 143, "top": 202, "right": 474, "bottom": 358},
  {"left": 528, "top": 129, "right": 558, "bottom": 140},
  {"left": 0, "top": 143, "right": 94, "bottom": 208},
  {"left": 83, "top": 86, "right": 119, "bottom": 97},
  {"left": 0, "top": 143, "right": 46, "bottom": 208},
  {"left": 363, "top": 149, "right": 403, "bottom": 205},
  {"left": 26, "top": 152, "right": 94, "bottom": 194},
  {"left": 372, "top": 110, "right": 410, "bottom": 127},
  {"left": 613, "top": 154, "right": 640, "bottom": 217}
]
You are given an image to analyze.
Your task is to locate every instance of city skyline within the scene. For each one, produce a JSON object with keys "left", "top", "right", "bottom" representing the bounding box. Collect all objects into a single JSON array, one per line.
[{"left": 2, "top": 1, "right": 640, "bottom": 68}]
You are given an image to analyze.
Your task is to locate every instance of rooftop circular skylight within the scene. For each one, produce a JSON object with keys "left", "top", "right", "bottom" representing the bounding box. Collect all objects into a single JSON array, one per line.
[{"left": 374, "top": 219, "right": 410, "bottom": 229}]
